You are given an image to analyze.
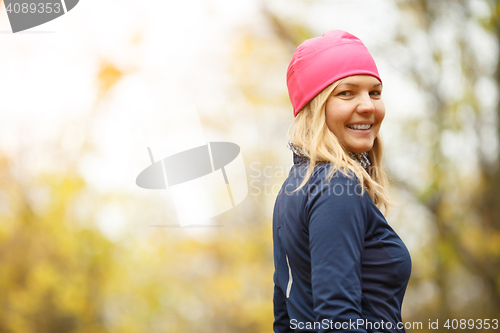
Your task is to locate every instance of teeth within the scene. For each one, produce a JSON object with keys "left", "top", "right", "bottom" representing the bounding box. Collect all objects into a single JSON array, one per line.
[{"left": 348, "top": 124, "right": 371, "bottom": 130}]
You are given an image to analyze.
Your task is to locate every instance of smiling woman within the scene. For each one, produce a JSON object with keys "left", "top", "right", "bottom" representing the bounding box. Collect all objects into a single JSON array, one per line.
[
  {"left": 272, "top": 30, "right": 412, "bottom": 333},
  {"left": 326, "top": 75, "right": 385, "bottom": 154}
]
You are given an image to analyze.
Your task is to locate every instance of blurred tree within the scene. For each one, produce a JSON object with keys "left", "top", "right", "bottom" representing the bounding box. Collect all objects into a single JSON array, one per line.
[
  {"left": 0, "top": 59, "right": 126, "bottom": 333},
  {"left": 0, "top": 50, "right": 276, "bottom": 332},
  {"left": 0, "top": 155, "right": 115, "bottom": 333},
  {"left": 387, "top": 0, "right": 500, "bottom": 329}
]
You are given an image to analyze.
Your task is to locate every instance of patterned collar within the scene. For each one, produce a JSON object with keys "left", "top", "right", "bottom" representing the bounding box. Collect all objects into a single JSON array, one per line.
[{"left": 287, "top": 140, "right": 371, "bottom": 173}]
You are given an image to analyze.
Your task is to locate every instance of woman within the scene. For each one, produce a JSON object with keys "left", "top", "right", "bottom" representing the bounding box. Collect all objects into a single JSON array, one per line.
[{"left": 272, "top": 30, "right": 412, "bottom": 333}]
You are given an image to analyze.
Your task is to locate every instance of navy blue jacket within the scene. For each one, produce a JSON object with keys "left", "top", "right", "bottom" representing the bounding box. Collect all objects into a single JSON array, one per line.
[{"left": 273, "top": 154, "right": 412, "bottom": 333}]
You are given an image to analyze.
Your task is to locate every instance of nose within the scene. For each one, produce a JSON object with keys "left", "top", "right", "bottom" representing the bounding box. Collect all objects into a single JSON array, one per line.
[{"left": 356, "top": 92, "right": 375, "bottom": 114}]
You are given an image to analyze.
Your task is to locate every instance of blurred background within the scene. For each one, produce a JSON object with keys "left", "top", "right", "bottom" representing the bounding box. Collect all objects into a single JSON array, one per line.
[{"left": 1, "top": 0, "right": 499, "bottom": 332}]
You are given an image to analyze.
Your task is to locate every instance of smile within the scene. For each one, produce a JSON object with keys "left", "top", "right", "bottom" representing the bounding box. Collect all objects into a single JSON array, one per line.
[{"left": 346, "top": 124, "right": 372, "bottom": 130}]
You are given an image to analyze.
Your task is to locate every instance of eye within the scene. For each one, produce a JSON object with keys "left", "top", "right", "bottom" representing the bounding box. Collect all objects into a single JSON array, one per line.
[
  {"left": 370, "top": 90, "right": 382, "bottom": 98},
  {"left": 337, "top": 91, "right": 353, "bottom": 96}
]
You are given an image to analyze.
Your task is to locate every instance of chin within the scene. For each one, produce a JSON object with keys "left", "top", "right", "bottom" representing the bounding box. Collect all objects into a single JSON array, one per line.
[
  {"left": 351, "top": 149, "right": 369, "bottom": 154},
  {"left": 349, "top": 143, "right": 373, "bottom": 154}
]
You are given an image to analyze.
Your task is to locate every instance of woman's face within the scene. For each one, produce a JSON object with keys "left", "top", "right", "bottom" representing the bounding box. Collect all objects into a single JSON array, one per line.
[{"left": 325, "top": 75, "right": 385, "bottom": 154}]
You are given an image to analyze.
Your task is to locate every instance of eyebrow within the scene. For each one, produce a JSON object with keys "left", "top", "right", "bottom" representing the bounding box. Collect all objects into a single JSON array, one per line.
[{"left": 338, "top": 82, "right": 382, "bottom": 88}]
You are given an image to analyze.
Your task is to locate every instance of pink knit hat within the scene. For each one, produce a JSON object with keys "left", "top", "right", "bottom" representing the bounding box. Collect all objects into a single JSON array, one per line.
[{"left": 286, "top": 30, "right": 381, "bottom": 117}]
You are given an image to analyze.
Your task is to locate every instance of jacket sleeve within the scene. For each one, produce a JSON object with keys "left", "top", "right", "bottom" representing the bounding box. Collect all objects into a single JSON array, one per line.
[{"left": 306, "top": 174, "right": 367, "bottom": 333}]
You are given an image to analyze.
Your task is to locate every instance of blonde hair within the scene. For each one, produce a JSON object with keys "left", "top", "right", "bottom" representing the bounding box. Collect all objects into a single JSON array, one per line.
[{"left": 287, "top": 79, "right": 391, "bottom": 214}]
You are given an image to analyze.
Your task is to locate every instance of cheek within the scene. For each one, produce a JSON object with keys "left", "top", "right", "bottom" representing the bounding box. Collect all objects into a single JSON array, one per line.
[
  {"left": 325, "top": 111, "right": 344, "bottom": 135},
  {"left": 326, "top": 119, "right": 347, "bottom": 142},
  {"left": 325, "top": 103, "right": 336, "bottom": 131},
  {"left": 325, "top": 101, "right": 351, "bottom": 138},
  {"left": 376, "top": 105, "right": 386, "bottom": 123}
]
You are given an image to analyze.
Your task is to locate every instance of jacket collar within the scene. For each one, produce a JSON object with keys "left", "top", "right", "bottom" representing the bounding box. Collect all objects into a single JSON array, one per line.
[
  {"left": 289, "top": 140, "right": 371, "bottom": 173},
  {"left": 293, "top": 152, "right": 309, "bottom": 165}
]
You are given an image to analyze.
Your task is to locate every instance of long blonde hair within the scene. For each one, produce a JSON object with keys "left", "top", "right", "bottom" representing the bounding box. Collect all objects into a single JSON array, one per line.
[{"left": 288, "top": 79, "right": 391, "bottom": 214}]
